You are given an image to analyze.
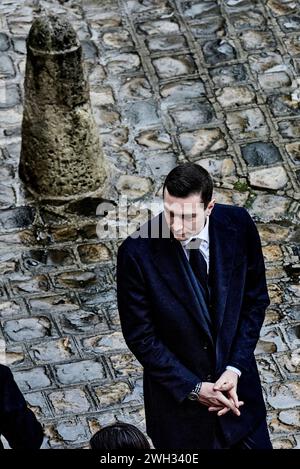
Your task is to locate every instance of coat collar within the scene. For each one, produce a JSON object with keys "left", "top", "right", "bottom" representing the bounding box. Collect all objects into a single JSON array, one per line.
[{"left": 150, "top": 205, "right": 237, "bottom": 341}]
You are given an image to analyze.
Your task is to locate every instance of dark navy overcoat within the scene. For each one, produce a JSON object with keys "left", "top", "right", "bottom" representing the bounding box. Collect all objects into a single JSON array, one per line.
[{"left": 117, "top": 203, "right": 270, "bottom": 449}]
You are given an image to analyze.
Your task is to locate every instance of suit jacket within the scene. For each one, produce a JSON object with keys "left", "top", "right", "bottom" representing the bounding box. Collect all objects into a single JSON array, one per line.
[
  {"left": 0, "top": 365, "right": 44, "bottom": 449},
  {"left": 117, "top": 203, "right": 270, "bottom": 449}
]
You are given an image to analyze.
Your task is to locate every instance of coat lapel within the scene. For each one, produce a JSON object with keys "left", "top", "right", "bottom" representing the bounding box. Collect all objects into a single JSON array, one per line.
[
  {"left": 208, "top": 208, "right": 238, "bottom": 335},
  {"left": 151, "top": 212, "right": 214, "bottom": 344}
]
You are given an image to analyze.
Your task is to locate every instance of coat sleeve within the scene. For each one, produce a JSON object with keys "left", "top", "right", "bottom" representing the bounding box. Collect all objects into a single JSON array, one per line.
[
  {"left": 228, "top": 209, "right": 270, "bottom": 373},
  {"left": 0, "top": 366, "right": 44, "bottom": 449},
  {"left": 117, "top": 242, "right": 200, "bottom": 403}
]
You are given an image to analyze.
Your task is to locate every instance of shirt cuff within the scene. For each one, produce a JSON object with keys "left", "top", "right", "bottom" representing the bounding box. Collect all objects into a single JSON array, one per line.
[{"left": 226, "top": 366, "right": 241, "bottom": 377}]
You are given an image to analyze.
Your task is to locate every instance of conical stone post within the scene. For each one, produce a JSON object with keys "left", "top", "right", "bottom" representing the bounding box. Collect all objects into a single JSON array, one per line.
[{"left": 19, "top": 15, "right": 107, "bottom": 200}]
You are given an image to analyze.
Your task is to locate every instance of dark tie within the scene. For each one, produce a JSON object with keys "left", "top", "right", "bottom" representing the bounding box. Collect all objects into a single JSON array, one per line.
[{"left": 186, "top": 238, "right": 210, "bottom": 303}]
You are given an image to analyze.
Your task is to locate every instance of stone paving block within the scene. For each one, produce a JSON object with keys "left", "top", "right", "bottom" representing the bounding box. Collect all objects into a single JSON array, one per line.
[
  {"left": 278, "top": 14, "right": 300, "bottom": 32},
  {"left": 262, "top": 244, "right": 284, "bottom": 263},
  {"left": 0, "top": 206, "right": 35, "bottom": 232},
  {"left": 190, "top": 17, "right": 225, "bottom": 37},
  {"left": 54, "top": 359, "right": 105, "bottom": 385},
  {"left": 78, "top": 243, "right": 112, "bottom": 264},
  {"left": 268, "top": 94, "right": 300, "bottom": 117},
  {"left": 29, "top": 294, "right": 80, "bottom": 314},
  {"left": 147, "top": 35, "right": 188, "bottom": 52},
  {"left": 202, "top": 39, "right": 237, "bottom": 64},
  {"left": 179, "top": 128, "right": 227, "bottom": 157},
  {"left": 14, "top": 366, "right": 52, "bottom": 392},
  {"left": 209, "top": 64, "right": 248, "bottom": 87},
  {"left": 58, "top": 309, "right": 109, "bottom": 336},
  {"left": 87, "top": 406, "right": 146, "bottom": 435},
  {"left": 267, "top": 283, "right": 284, "bottom": 304},
  {"left": 22, "top": 249, "right": 75, "bottom": 272},
  {"left": 264, "top": 308, "right": 283, "bottom": 326},
  {"left": 106, "top": 52, "right": 141, "bottom": 74},
  {"left": 123, "top": 101, "right": 159, "bottom": 128},
  {"left": 44, "top": 418, "right": 89, "bottom": 447},
  {"left": 48, "top": 388, "right": 92, "bottom": 416},
  {"left": 249, "top": 166, "right": 288, "bottom": 190},
  {"left": 258, "top": 71, "right": 291, "bottom": 91},
  {"left": 231, "top": 9, "right": 266, "bottom": 30},
  {"left": 145, "top": 153, "right": 177, "bottom": 177},
  {"left": 239, "top": 30, "right": 276, "bottom": 51},
  {"left": 257, "top": 224, "right": 290, "bottom": 243},
  {"left": 136, "top": 19, "right": 180, "bottom": 36},
  {"left": 248, "top": 51, "right": 283, "bottom": 74},
  {"left": 257, "top": 356, "right": 281, "bottom": 383},
  {"left": 0, "top": 301, "right": 24, "bottom": 320},
  {"left": 153, "top": 55, "right": 196, "bottom": 79},
  {"left": 100, "top": 29, "right": 133, "bottom": 50},
  {"left": 275, "top": 350, "right": 300, "bottom": 377},
  {"left": 9, "top": 274, "right": 50, "bottom": 295},
  {"left": 116, "top": 174, "right": 152, "bottom": 198},
  {"left": 25, "top": 391, "right": 53, "bottom": 419},
  {"left": 267, "top": 1, "right": 298, "bottom": 17},
  {"left": 80, "top": 331, "right": 127, "bottom": 355},
  {"left": 226, "top": 108, "right": 269, "bottom": 140},
  {"left": 92, "top": 381, "right": 134, "bottom": 408},
  {"left": 109, "top": 352, "right": 143, "bottom": 378},
  {"left": 3, "top": 344, "right": 29, "bottom": 368},
  {"left": 160, "top": 80, "right": 206, "bottom": 103},
  {"left": 267, "top": 382, "right": 300, "bottom": 409},
  {"left": 0, "top": 33, "right": 10, "bottom": 52},
  {"left": 0, "top": 83, "right": 21, "bottom": 108},
  {"left": 170, "top": 100, "right": 216, "bottom": 128},
  {"left": 242, "top": 142, "right": 282, "bottom": 166},
  {"left": 217, "top": 85, "right": 256, "bottom": 107},
  {"left": 28, "top": 338, "right": 78, "bottom": 364},
  {"left": 285, "top": 325, "right": 300, "bottom": 349},
  {"left": 256, "top": 327, "right": 288, "bottom": 354},
  {"left": 118, "top": 76, "right": 152, "bottom": 101},
  {"left": 0, "top": 55, "right": 15, "bottom": 78},
  {"left": 196, "top": 157, "right": 236, "bottom": 179},
  {"left": 272, "top": 437, "right": 296, "bottom": 449},
  {"left": 53, "top": 271, "right": 97, "bottom": 290},
  {"left": 3, "top": 316, "right": 57, "bottom": 342}
]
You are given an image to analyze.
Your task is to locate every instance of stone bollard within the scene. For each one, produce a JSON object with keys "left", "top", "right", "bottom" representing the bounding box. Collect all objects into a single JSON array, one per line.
[{"left": 19, "top": 15, "right": 107, "bottom": 200}]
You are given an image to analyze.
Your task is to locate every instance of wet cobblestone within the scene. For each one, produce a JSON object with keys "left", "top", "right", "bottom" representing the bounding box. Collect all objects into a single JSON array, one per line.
[{"left": 0, "top": 0, "right": 298, "bottom": 449}]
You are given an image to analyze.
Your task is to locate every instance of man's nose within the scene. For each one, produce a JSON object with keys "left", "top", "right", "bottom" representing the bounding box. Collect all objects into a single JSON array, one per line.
[{"left": 172, "top": 218, "right": 184, "bottom": 231}]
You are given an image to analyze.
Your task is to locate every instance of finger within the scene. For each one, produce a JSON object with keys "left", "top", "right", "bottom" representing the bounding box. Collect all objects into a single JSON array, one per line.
[
  {"left": 228, "top": 388, "right": 239, "bottom": 408},
  {"left": 214, "top": 381, "right": 234, "bottom": 391},
  {"left": 217, "top": 407, "right": 230, "bottom": 417},
  {"left": 208, "top": 406, "right": 223, "bottom": 412},
  {"left": 217, "top": 393, "right": 240, "bottom": 416}
]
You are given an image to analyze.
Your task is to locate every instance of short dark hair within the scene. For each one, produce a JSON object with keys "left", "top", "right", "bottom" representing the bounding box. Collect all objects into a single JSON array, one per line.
[
  {"left": 163, "top": 163, "right": 213, "bottom": 209},
  {"left": 90, "top": 422, "right": 151, "bottom": 450}
]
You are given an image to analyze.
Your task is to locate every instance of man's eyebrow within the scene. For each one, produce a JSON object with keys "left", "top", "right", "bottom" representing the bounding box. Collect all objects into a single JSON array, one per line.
[{"left": 165, "top": 207, "right": 197, "bottom": 216}]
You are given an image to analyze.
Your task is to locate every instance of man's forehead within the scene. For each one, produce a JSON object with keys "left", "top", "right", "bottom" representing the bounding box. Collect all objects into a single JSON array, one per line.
[{"left": 164, "top": 200, "right": 205, "bottom": 213}]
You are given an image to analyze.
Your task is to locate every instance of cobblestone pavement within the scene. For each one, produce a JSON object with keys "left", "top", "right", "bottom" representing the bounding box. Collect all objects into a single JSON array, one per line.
[{"left": 0, "top": 0, "right": 299, "bottom": 449}]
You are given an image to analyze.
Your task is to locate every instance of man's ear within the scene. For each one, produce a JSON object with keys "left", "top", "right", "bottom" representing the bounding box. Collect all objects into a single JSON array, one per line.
[{"left": 206, "top": 198, "right": 216, "bottom": 216}]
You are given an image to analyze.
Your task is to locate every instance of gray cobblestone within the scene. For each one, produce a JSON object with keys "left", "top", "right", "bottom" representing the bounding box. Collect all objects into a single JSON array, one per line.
[{"left": 54, "top": 359, "right": 105, "bottom": 385}]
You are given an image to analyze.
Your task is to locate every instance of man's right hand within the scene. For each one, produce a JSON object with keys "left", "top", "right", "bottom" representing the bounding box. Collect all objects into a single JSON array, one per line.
[{"left": 197, "top": 382, "right": 243, "bottom": 416}]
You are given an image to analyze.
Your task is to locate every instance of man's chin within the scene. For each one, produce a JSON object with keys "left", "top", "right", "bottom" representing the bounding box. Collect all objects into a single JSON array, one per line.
[{"left": 173, "top": 234, "right": 188, "bottom": 240}]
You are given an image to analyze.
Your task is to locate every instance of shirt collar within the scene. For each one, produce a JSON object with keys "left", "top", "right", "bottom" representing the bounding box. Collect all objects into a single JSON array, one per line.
[{"left": 180, "top": 215, "right": 210, "bottom": 247}]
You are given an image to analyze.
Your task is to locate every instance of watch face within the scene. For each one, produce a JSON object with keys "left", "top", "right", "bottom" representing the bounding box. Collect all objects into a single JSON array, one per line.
[{"left": 188, "top": 391, "right": 199, "bottom": 401}]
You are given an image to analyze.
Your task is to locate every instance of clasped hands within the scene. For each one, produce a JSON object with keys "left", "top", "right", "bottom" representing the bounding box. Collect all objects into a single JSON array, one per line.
[{"left": 198, "top": 370, "right": 244, "bottom": 417}]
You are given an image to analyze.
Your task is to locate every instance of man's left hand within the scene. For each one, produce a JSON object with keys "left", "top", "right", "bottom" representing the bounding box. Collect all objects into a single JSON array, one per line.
[{"left": 208, "top": 370, "right": 244, "bottom": 417}]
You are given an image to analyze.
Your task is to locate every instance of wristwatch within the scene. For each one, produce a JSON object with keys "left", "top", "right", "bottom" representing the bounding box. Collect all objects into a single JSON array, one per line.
[{"left": 188, "top": 382, "right": 202, "bottom": 401}]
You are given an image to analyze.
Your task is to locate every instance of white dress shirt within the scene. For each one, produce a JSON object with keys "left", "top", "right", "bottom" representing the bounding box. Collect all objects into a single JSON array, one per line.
[
  {"left": 180, "top": 215, "right": 210, "bottom": 273},
  {"left": 179, "top": 215, "right": 241, "bottom": 378}
]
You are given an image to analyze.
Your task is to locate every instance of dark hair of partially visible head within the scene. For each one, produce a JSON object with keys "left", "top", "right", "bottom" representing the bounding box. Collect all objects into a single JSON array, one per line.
[
  {"left": 90, "top": 422, "right": 151, "bottom": 450},
  {"left": 163, "top": 163, "right": 213, "bottom": 209}
]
